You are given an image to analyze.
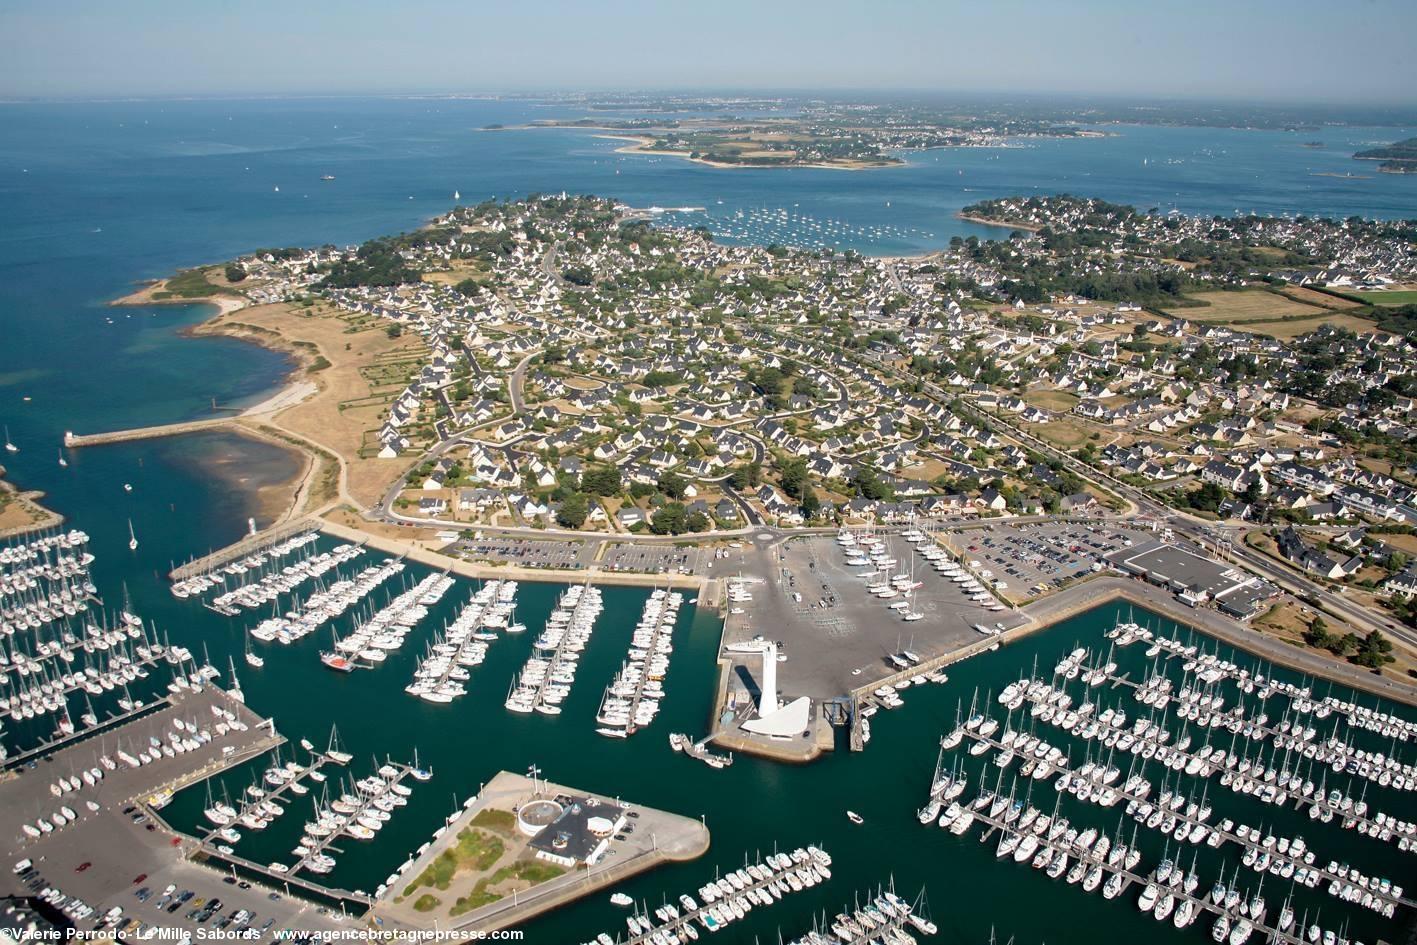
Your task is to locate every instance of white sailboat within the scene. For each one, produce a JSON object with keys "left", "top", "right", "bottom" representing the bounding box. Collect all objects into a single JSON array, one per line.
[
  {"left": 3, "top": 426, "right": 17, "bottom": 453},
  {"left": 245, "top": 629, "right": 264, "bottom": 668},
  {"left": 453, "top": 190, "right": 460, "bottom": 200},
  {"left": 58, "top": 449, "right": 67, "bottom": 467},
  {"left": 127, "top": 519, "right": 138, "bottom": 551}
]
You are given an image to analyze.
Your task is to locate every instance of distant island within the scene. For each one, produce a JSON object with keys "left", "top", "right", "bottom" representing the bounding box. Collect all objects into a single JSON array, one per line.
[
  {"left": 1353, "top": 137, "right": 1417, "bottom": 174},
  {"left": 495, "top": 100, "right": 1099, "bottom": 170}
]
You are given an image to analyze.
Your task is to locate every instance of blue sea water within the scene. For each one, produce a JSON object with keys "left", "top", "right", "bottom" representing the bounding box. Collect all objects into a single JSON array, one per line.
[{"left": 1, "top": 98, "right": 1414, "bottom": 944}]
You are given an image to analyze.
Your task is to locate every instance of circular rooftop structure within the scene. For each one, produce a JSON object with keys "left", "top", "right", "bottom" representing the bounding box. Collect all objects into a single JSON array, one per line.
[
  {"left": 587, "top": 816, "right": 615, "bottom": 838},
  {"left": 516, "top": 798, "right": 563, "bottom": 837}
]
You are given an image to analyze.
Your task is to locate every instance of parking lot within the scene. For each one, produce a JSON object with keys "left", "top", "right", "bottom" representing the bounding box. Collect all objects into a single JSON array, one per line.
[
  {"left": 941, "top": 522, "right": 1154, "bottom": 601},
  {"left": 721, "top": 534, "right": 1026, "bottom": 701},
  {"left": 600, "top": 542, "right": 713, "bottom": 576},
  {"left": 451, "top": 536, "right": 597, "bottom": 570},
  {"left": 0, "top": 688, "right": 346, "bottom": 941}
]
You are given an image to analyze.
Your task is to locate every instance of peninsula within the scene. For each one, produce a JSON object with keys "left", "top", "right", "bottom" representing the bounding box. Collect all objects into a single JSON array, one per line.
[
  {"left": 500, "top": 98, "right": 1095, "bottom": 169},
  {"left": 1353, "top": 136, "right": 1417, "bottom": 173}
]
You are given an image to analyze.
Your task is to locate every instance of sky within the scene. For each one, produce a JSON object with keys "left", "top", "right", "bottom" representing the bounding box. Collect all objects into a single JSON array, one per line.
[{"left": 1, "top": 0, "right": 1413, "bottom": 104}]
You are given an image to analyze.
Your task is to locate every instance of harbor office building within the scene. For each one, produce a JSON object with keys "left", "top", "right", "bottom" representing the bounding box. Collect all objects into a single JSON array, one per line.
[{"left": 525, "top": 795, "right": 628, "bottom": 867}]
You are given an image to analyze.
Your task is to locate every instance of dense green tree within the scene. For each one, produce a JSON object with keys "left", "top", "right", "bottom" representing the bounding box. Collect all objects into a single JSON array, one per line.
[
  {"left": 658, "top": 471, "right": 687, "bottom": 500},
  {"left": 731, "top": 462, "right": 762, "bottom": 490},
  {"left": 650, "top": 503, "right": 687, "bottom": 535},
  {"left": 555, "top": 493, "right": 589, "bottom": 529},
  {"left": 580, "top": 466, "right": 622, "bottom": 497}
]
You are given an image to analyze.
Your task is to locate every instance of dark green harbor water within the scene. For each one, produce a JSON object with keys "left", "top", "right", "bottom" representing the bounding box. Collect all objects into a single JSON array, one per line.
[{"left": 131, "top": 540, "right": 1411, "bottom": 945}]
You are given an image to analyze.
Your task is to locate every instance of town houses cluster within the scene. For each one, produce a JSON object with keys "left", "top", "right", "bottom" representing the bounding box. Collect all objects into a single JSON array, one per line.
[{"left": 226, "top": 192, "right": 1417, "bottom": 602}]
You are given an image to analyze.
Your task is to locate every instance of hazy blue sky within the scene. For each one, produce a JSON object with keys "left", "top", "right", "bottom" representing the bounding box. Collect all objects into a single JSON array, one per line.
[{"left": 2, "top": 0, "right": 1412, "bottom": 103}]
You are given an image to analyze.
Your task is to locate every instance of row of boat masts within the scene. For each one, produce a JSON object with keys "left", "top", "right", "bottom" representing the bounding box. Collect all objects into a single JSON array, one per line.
[
  {"left": 786, "top": 885, "right": 938, "bottom": 945},
  {"left": 838, "top": 531, "right": 923, "bottom": 621},
  {"left": 596, "top": 588, "right": 683, "bottom": 737},
  {"left": 200, "top": 542, "right": 365, "bottom": 616},
  {"left": 1058, "top": 635, "right": 1416, "bottom": 794},
  {"left": 320, "top": 570, "right": 454, "bottom": 672},
  {"left": 504, "top": 582, "right": 604, "bottom": 714},
  {"left": 995, "top": 670, "right": 1417, "bottom": 854},
  {"left": 923, "top": 760, "right": 1372, "bottom": 945},
  {"left": 248, "top": 556, "right": 405, "bottom": 649},
  {"left": 587, "top": 846, "right": 836, "bottom": 944},
  {"left": 2, "top": 617, "right": 184, "bottom": 728},
  {"left": 2, "top": 608, "right": 149, "bottom": 690},
  {"left": 203, "top": 740, "right": 429, "bottom": 877},
  {"left": 837, "top": 529, "right": 1007, "bottom": 618},
  {"left": 1, "top": 529, "right": 98, "bottom": 637},
  {"left": 0, "top": 528, "right": 91, "bottom": 571},
  {"left": 169, "top": 529, "right": 323, "bottom": 599},
  {"left": 1109, "top": 618, "right": 1416, "bottom": 744},
  {"left": 942, "top": 709, "right": 1408, "bottom": 920},
  {"left": 405, "top": 579, "right": 521, "bottom": 702},
  {"left": 0, "top": 531, "right": 93, "bottom": 596}
]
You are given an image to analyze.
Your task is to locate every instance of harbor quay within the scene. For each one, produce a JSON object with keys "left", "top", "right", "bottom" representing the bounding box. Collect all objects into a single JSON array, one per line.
[
  {"left": 373, "top": 770, "right": 710, "bottom": 934},
  {"left": 707, "top": 532, "right": 1029, "bottom": 762},
  {"left": 0, "top": 686, "right": 353, "bottom": 936},
  {"left": 318, "top": 519, "right": 715, "bottom": 595},
  {"left": 703, "top": 523, "right": 1417, "bottom": 766}
]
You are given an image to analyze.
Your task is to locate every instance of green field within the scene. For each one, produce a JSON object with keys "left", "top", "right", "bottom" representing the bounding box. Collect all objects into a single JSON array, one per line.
[{"left": 1350, "top": 290, "right": 1417, "bottom": 306}]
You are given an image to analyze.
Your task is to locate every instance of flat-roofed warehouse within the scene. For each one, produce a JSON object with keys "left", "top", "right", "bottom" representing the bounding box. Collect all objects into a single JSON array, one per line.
[{"left": 1106, "top": 542, "right": 1249, "bottom": 603}]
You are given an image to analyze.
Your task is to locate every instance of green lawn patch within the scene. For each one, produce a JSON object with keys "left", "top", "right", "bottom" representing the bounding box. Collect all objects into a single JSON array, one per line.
[
  {"left": 412, "top": 894, "right": 440, "bottom": 912},
  {"left": 163, "top": 267, "right": 239, "bottom": 299},
  {"left": 403, "top": 828, "right": 506, "bottom": 894},
  {"left": 470, "top": 808, "right": 517, "bottom": 836},
  {"left": 1351, "top": 290, "right": 1417, "bottom": 306},
  {"left": 448, "top": 861, "right": 566, "bottom": 917}
]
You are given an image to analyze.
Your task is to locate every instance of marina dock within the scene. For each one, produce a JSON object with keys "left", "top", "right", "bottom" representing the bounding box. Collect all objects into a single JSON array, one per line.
[
  {"left": 953, "top": 797, "right": 1311, "bottom": 945},
  {"left": 191, "top": 747, "right": 346, "bottom": 850},
  {"left": 375, "top": 771, "right": 709, "bottom": 934},
  {"left": 1009, "top": 669, "right": 1416, "bottom": 851},
  {"left": 610, "top": 848, "right": 832, "bottom": 945},
  {"left": 0, "top": 644, "right": 168, "bottom": 726},
  {"left": 288, "top": 760, "right": 418, "bottom": 877},
  {"left": 955, "top": 726, "right": 1414, "bottom": 913},
  {"left": 169, "top": 517, "right": 323, "bottom": 581}
]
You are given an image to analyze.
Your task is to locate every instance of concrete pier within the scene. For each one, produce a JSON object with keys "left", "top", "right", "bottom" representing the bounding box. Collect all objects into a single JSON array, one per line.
[
  {"left": 374, "top": 770, "right": 710, "bottom": 934},
  {"left": 169, "top": 516, "right": 323, "bottom": 581},
  {"left": 64, "top": 418, "right": 234, "bottom": 449}
]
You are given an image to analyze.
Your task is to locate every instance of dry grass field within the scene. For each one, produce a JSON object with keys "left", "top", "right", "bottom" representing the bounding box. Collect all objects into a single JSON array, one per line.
[
  {"left": 1023, "top": 388, "right": 1080, "bottom": 412},
  {"left": 1166, "top": 290, "right": 1375, "bottom": 339},
  {"left": 201, "top": 302, "right": 427, "bottom": 508}
]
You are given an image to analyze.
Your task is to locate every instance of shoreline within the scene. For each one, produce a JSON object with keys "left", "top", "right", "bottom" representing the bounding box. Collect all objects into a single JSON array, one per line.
[
  {"left": 596, "top": 134, "right": 904, "bottom": 172},
  {"left": 109, "top": 281, "right": 327, "bottom": 526},
  {"left": 0, "top": 471, "right": 64, "bottom": 538},
  {"left": 956, "top": 213, "right": 1044, "bottom": 232},
  {"left": 119, "top": 278, "right": 1417, "bottom": 712}
]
